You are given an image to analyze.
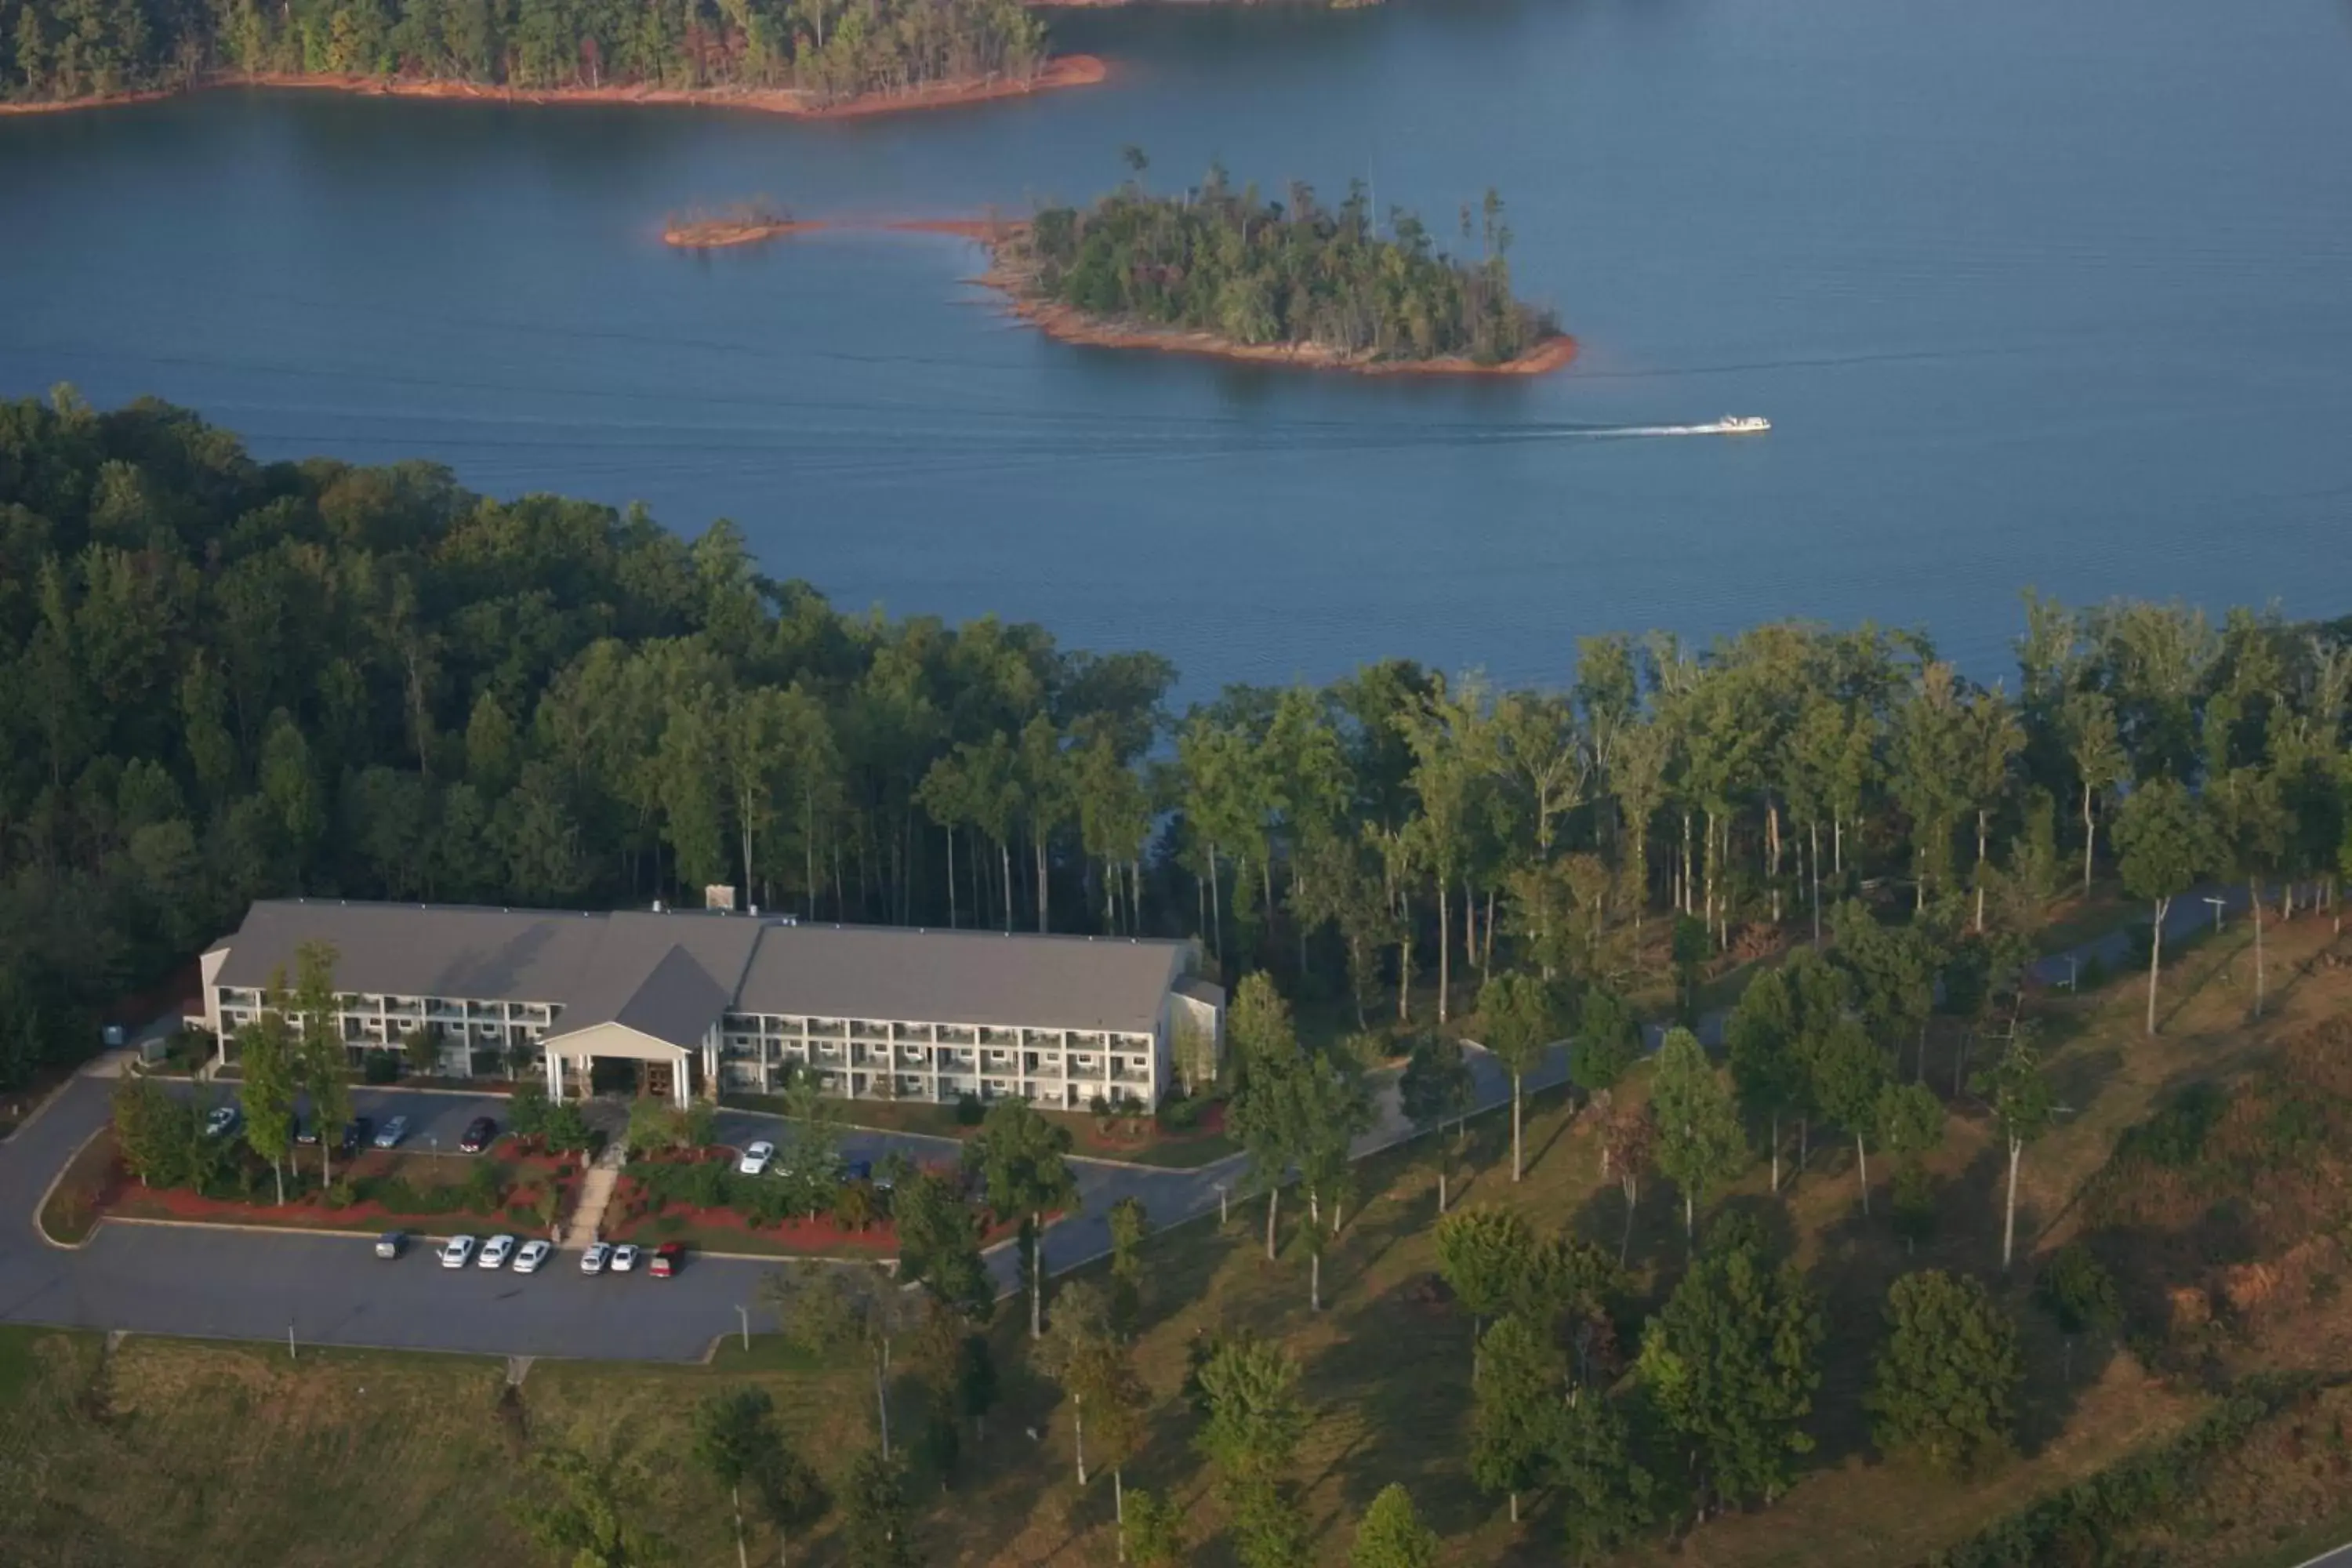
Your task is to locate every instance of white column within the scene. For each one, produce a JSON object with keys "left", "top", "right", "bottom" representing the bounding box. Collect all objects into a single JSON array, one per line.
[
  {"left": 546, "top": 1047, "right": 563, "bottom": 1102},
  {"left": 673, "top": 1054, "right": 690, "bottom": 1109}
]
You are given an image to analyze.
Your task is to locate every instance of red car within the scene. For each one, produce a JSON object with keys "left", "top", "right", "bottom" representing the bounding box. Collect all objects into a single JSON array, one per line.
[{"left": 649, "top": 1242, "right": 685, "bottom": 1279}]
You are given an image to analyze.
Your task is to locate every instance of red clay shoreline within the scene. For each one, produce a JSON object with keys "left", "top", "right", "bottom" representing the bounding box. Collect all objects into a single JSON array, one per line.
[{"left": 0, "top": 55, "right": 1107, "bottom": 120}]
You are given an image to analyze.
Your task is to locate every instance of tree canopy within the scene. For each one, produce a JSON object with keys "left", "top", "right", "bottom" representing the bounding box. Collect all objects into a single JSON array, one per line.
[
  {"left": 1012, "top": 167, "right": 1559, "bottom": 365},
  {"left": 0, "top": 0, "right": 1047, "bottom": 107}
]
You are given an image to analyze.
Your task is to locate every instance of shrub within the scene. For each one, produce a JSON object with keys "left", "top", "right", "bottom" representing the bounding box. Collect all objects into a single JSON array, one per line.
[
  {"left": 507, "top": 1080, "right": 551, "bottom": 1139},
  {"left": 955, "top": 1092, "right": 985, "bottom": 1127},
  {"left": 1159, "top": 1095, "right": 1203, "bottom": 1132},
  {"left": 2038, "top": 1243, "right": 2122, "bottom": 1337},
  {"left": 1892, "top": 1165, "right": 1938, "bottom": 1249},
  {"left": 321, "top": 1179, "right": 358, "bottom": 1210},
  {"left": 362, "top": 1051, "right": 400, "bottom": 1085}
]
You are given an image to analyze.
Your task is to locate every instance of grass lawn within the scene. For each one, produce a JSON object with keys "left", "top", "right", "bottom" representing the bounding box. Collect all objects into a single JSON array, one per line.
[{"left": 8, "top": 916, "right": 2349, "bottom": 1567}]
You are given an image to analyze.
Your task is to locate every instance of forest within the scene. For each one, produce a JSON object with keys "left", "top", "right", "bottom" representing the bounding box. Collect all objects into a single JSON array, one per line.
[
  {"left": 3, "top": 385, "right": 2347, "bottom": 1103},
  {"left": 0, "top": 0, "right": 1049, "bottom": 107},
  {"left": 1010, "top": 162, "right": 1563, "bottom": 365}
]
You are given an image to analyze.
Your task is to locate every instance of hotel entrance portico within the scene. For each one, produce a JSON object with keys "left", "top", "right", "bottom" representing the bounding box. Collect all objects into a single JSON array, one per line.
[{"left": 539, "top": 1018, "right": 698, "bottom": 1109}]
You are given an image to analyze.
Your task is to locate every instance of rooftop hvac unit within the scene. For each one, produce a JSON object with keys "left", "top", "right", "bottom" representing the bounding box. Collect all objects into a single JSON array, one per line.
[{"left": 704, "top": 884, "right": 738, "bottom": 912}]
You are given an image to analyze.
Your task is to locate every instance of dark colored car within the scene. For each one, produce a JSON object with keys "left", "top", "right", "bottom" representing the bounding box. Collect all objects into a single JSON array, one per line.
[
  {"left": 843, "top": 1159, "right": 873, "bottom": 1184},
  {"left": 649, "top": 1241, "right": 685, "bottom": 1279},
  {"left": 293, "top": 1116, "right": 318, "bottom": 1146},
  {"left": 458, "top": 1116, "right": 497, "bottom": 1154},
  {"left": 340, "top": 1117, "right": 372, "bottom": 1156}
]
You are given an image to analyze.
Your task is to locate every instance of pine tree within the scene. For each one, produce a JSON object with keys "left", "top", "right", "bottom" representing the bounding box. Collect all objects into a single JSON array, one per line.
[
  {"left": 1866, "top": 1270, "right": 2022, "bottom": 1475},
  {"left": 1348, "top": 1483, "right": 1439, "bottom": 1568}
]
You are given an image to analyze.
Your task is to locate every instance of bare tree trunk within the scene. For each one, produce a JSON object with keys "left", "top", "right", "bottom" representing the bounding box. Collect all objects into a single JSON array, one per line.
[
  {"left": 2252, "top": 880, "right": 2267, "bottom": 1018},
  {"left": 1976, "top": 808, "right": 1989, "bottom": 934},
  {"left": 1073, "top": 1392, "right": 1087, "bottom": 1486},
  {"left": 1036, "top": 837, "right": 1050, "bottom": 933},
  {"left": 2002, "top": 1136, "right": 2021, "bottom": 1271},
  {"left": 1811, "top": 821, "right": 1823, "bottom": 945},
  {"left": 1483, "top": 886, "right": 1497, "bottom": 974},
  {"left": 1207, "top": 845, "right": 1222, "bottom": 964},
  {"left": 1436, "top": 880, "right": 1451, "bottom": 1024},
  {"left": 1769, "top": 1109, "right": 1780, "bottom": 1194},
  {"left": 1856, "top": 1134, "right": 1871, "bottom": 1216},
  {"left": 946, "top": 829, "right": 957, "bottom": 929},
  {"left": 2147, "top": 896, "right": 2167, "bottom": 1036},
  {"left": 1511, "top": 1071, "right": 1524, "bottom": 1182},
  {"left": 1310, "top": 1248, "right": 1321, "bottom": 1312},
  {"left": 1265, "top": 1186, "right": 1279, "bottom": 1261},
  {"left": 1834, "top": 811, "right": 1845, "bottom": 877},
  {"left": 732, "top": 1483, "right": 749, "bottom": 1568},
  {"left": 874, "top": 1352, "right": 892, "bottom": 1459}
]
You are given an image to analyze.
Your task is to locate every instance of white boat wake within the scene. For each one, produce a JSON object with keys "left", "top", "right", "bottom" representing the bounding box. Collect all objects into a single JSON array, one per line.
[{"left": 1586, "top": 416, "right": 1773, "bottom": 437}]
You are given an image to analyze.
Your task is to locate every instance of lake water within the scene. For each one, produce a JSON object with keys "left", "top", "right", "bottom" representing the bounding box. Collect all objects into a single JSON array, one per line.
[{"left": 4, "top": 0, "right": 2350, "bottom": 695}]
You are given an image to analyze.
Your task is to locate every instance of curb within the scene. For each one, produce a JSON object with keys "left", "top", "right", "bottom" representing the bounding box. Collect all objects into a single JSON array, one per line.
[{"left": 31, "top": 1124, "right": 108, "bottom": 1250}]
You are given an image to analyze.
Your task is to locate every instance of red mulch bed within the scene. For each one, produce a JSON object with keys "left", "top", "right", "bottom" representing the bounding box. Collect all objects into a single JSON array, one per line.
[{"left": 93, "top": 1142, "right": 583, "bottom": 1233}]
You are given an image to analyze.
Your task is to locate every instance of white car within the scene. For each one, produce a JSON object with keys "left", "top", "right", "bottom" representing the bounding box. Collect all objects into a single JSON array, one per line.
[
  {"left": 609, "top": 1243, "right": 641, "bottom": 1274},
  {"left": 580, "top": 1242, "right": 612, "bottom": 1276},
  {"left": 478, "top": 1234, "right": 517, "bottom": 1269},
  {"left": 439, "top": 1235, "right": 477, "bottom": 1269},
  {"left": 513, "top": 1240, "right": 552, "bottom": 1274},
  {"left": 737, "top": 1140, "right": 775, "bottom": 1177},
  {"left": 203, "top": 1105, "right": 241, "bottom": 1139}
]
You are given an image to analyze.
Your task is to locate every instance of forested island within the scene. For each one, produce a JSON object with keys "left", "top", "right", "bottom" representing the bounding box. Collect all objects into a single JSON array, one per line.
[
  {"left": 0, "top": 0, "right": 1085, "bottom": 115},
  {"left": 983, "top": 163, "right": 1572, "bottom": 373}
]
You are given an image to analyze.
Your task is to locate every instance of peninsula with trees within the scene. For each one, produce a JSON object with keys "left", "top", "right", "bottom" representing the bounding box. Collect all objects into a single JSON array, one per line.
[
  {"left": 0, "top": 0, "right": 1099, "bottom": 118},
  {"left": 978, "top": 159, "right": 1573, "bottom": 374}
]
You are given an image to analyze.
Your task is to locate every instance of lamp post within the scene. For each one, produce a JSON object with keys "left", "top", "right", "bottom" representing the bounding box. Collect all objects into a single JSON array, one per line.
[
  {"left": 2203, "top": 895, "right": 2226, "bottom": 931},
  {"left": 737, "top": 1304, "right": 750, "bottom": 1352},
  {"left": 1213, "top": 1182, "right": 1228, "bottom": 1227}
]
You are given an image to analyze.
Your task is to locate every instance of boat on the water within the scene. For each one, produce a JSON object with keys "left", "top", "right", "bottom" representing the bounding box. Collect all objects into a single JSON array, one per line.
[{"left": 1719, "top": 416, "right": 1771, "bottom": 434}]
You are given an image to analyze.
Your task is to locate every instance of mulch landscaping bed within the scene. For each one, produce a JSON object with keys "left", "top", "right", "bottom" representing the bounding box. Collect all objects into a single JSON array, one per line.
[{"left": 83, "top": 1138, "right": 586, "bottom": 1236}]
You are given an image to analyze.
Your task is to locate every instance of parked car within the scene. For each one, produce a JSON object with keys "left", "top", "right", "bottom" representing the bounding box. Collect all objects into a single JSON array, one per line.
[
  {"left": 203, "top": 1105, "right": 241, "bottom": 1139},
  {"left": 458, "top": 1116, "right": 497, "bottom": 1154},
  {"left": 479, "top": 1234, "right": 516, "bottom": 1269},
  {"left": 373, "top": 1116, "right": 408, "bottom": 1149},
  {"left": 341, "top": 1117, "right": 372, "bottom": 1156},
  {"left": 843, "top": 1159, "right": 873, "bottom": 1184},
  {"left": 649, "top": 1242, "right": 684, "bottom": 1279},
  {"left": 375, "top": 1231, "right": 406, "bottom": 1259},
  {"left": 609, "top": 1243, "right": 641, "bottom": 1274},
  {"left": 737, "top": 1140, "right": 775, "bottom": 1176},
  {"left": 580, "top": 1242, "right": 612, "bottom": 1276},
  {"left": 514, "top": 1240, "right": 551, "bottom": 1274},
  {"left": 293, "top": 1116, "right": 318, "bottom": 1146},
  {"left": 439, "top": 1235, "right": 476, "bottom": 1268}
]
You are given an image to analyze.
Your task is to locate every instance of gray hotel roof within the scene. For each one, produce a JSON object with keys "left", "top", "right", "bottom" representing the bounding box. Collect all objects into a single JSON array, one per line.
[{"left": 211, "top": 900, "right": 1194, "bottom": 1047}]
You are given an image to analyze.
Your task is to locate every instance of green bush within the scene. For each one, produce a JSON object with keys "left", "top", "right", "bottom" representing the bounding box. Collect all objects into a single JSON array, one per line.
[
  {"left": 1159, "top": 1095, "right": 1203, "bottom": 1132},
  {"left": 321, "top": 1179, "right": 358, "bottom": 1210},
  {"left": 1928, "top": 1377, "right": 2324, "bottom": 1566},
  {"left": 2118, "top": 1081, "right": 2226, "bottom": 1169},
  {"left": 362, "top": 1051, "right": 400, "bottom": 1085},
  {"left": 956, "top": 1092, "right": 985, "bottom": 1127}
]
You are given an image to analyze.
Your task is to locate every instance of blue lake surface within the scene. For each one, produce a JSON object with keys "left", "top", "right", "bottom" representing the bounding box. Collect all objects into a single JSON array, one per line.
[{"left": 3, "top": 0, "right": 2350, "bottom": 693}]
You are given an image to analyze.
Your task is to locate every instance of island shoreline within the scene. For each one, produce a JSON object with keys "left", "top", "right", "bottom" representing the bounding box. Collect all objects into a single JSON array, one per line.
[
  {"left": 926, "top": 218, "right": 1577, "bottom": 379},
  {"left": 0, "top": 55, "right": 1107, "bottom": 122}
]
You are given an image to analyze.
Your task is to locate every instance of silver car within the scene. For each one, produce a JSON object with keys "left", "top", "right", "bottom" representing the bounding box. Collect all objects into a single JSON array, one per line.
[
  {"left": 580, "top": 1243, "right": 612, "bottom": 1276},
  {"left": 372, "top": 1116, "right": 409, "bottom": 1149},
  {"left": 438, "top": 1235, "right": 476, "bottom": 1269},
  {"left": 478, "top": 1234, "right": 517, "bottom": 1269},
  {"left": 513, "top": 1240, "right": 552, "bottom": 1274}
]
